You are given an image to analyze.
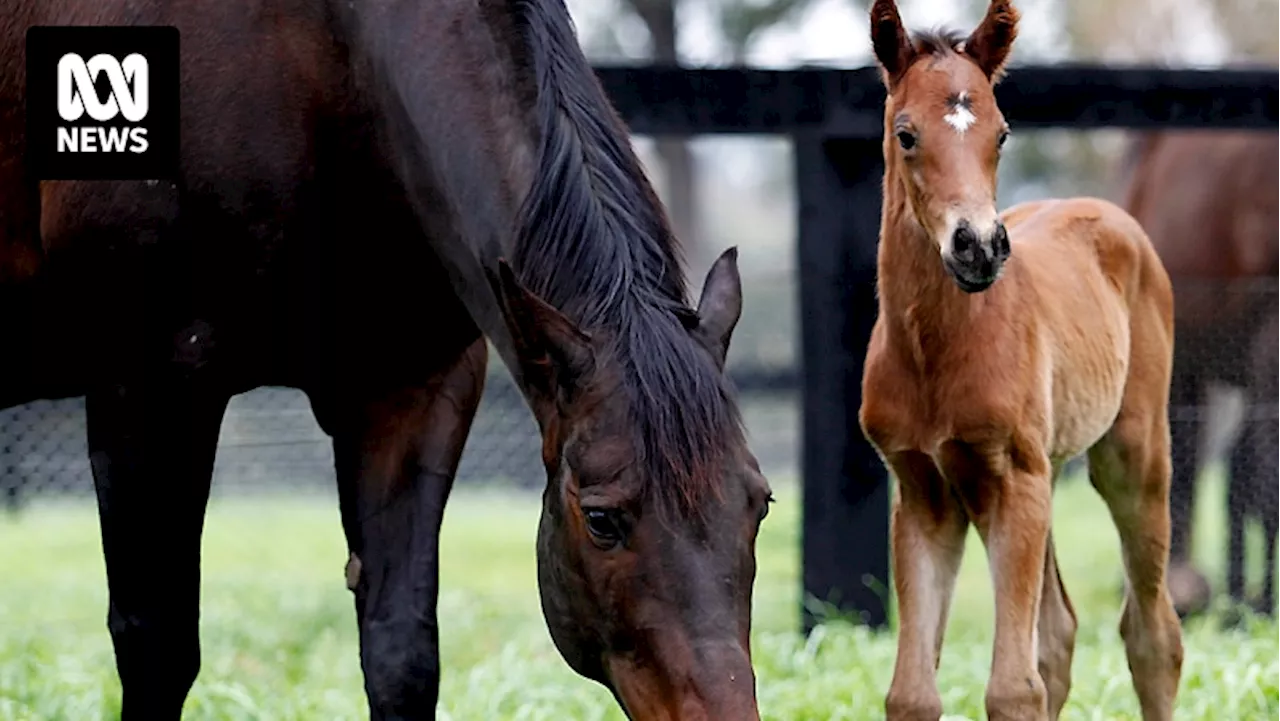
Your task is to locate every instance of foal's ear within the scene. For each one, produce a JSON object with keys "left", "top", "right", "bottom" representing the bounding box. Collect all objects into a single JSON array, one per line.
[
  {"left": 870, "top": 0, "right": 915, "bottom": 88},
  {"left": 963, "top": 0, "right": 1020, "bottom": 82},
  {"left": 686, "top": 246, "right": 743, "bottom": 370},
  {"left": 489, "top": 260, "right": 595, "bottom": 409}
]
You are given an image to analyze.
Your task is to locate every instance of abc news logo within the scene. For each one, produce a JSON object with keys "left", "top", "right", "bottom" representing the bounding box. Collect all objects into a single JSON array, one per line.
[
  {"left": 57, "top": 52, "right": 151, "bottom": 154},
  {"left": 26, "top": 26, "right": 178, "bottom": 180}
]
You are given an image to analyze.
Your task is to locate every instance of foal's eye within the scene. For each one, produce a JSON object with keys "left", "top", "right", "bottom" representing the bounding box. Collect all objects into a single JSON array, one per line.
[
  {"left": 997, "top": 129, "right": 1010, "bottom": 149},
  {"left": 896, "top": 130, "right": 917, "bottom": 151},
  {"left": 583, "top": 508, "right": 625, "bottom": 546}
]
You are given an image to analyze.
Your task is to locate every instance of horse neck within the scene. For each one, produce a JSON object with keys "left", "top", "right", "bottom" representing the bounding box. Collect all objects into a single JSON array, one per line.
[
  {"left": 343, "top": 0, "right": 539, "bottom": 384},
  {"left": 876, "top": 159, "right": 983, "bottom": 363}
]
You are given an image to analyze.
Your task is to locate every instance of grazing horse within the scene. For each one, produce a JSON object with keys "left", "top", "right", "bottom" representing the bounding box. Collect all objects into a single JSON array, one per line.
[
  {"left": 857, "top": 1, "right": 1183, "bottom": 719},
  {"left": 0, "top": 0, "right": 772, "bottom": 718},
  {"left": 1119, "top": 129, "right": 1279, "bottom": 619}
]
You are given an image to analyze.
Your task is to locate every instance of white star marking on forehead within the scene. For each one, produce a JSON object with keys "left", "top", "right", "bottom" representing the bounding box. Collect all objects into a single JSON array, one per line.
[{"left": 943, "top": 91, "right": 976, "bottom": 134}]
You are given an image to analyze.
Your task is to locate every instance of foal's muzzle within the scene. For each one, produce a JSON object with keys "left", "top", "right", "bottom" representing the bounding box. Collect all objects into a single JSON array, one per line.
[{"left": 943, "top": 219, "right": 1010, "bottom": 293}]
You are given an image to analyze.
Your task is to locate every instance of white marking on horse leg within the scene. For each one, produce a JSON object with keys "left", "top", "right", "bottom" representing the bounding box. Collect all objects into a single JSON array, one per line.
[{"left": 345, "top": 552, "right": 362, "bottom": 591}]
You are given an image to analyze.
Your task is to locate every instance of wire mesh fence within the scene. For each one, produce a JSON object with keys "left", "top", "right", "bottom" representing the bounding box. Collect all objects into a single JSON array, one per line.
[
  {"left": 1, "top": 274, "right": 1275, "bottom": 613},
  {"left": 0, "top": 272, "right": 802, "bottom": 506},
  {"left": 1161, "top": 277, "right": 1279, "bottom": 614}
]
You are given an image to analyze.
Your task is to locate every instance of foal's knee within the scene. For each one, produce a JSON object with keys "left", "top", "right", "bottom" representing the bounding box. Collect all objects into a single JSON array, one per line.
[{"left": 361, "top": 617, "right": 441, "bottom": 716}]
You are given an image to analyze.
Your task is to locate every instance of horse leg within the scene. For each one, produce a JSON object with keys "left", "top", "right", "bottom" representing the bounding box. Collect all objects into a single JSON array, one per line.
[
  {"left": 1259, "top": 514, "right": 1278, "bottom": 618},
  {"left": 978, "top": 464, "right": 1052, "bottom": 721},
  {"left": 86, "top": 380, "right": 229, "bottom": 719},
  {"left": 883, "top": 452, "right": 968, "bottom": 721},
  {"left": 1166, "top": 358, "right": 1210, "bottom": 617},
  {"left": 331, "top": 338, "right": 486, "bottom": 720},
  {"left": 1259, "top": 398, "right": 1280, "bottom": 617},
  {"left": 1248, "top": 311, "right": 1280, "bottom": 619},
  {"left": 1087, "top": 394, "right": 1183, "bottom": 720},
  {"left": 1037, "top": 532, "right": 1077, "bottom": 720},
  {"left": 1225, "top": 435, "right": 1251, "bottom": 614}
]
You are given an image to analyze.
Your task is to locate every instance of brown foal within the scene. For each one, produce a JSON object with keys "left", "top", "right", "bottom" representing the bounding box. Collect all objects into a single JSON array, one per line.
[{"left": 858, "top": 1, "right": 1184, "bottom": 720}]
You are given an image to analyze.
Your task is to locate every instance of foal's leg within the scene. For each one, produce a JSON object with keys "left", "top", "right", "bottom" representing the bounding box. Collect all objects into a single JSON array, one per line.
[
  {"left": 884, "top": 452, "right": 968, "bottom": 721},
  {"left": 1087, "top": 405, "right": 1183, "bottom": 720},
  {"left": 976, "top": 462, "right": 1053, "bottom": 721},
  {"left": 1037, "top": 532, "right": 1077, "bottom": 720},
  {"left": 86, "top": 380, "right": 229, "bottom": 719},
  {"left": 331, "top": 339, "right": 486, "bottom": 720},
  {"left": 1088, "top": 427, "right": 1183, "bottom": 720}
]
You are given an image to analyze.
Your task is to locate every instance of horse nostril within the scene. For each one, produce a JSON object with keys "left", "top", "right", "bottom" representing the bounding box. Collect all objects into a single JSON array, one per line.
[
  {"left": 951, "top": 224, "right": 978, "bottom": 263},
  {"left": 992, "top": 222, "right": 1011, "bottom": 259}
]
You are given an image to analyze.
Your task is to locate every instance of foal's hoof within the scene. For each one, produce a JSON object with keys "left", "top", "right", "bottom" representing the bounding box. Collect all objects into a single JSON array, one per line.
[{"left": 1167, "top": 563, "right": 1212, "bottom": 619}]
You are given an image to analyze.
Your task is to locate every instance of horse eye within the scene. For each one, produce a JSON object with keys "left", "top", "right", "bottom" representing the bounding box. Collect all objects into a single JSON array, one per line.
[
  {"left": 998, "top": 129, "right": 1010, "bottom": 148},
  {"left": 757, "top": 493, "right": 776, "bottom": 524},
  {"left": 897, "top": 130, "right": 917, "bottom": 151},
  {"left": 584, "top": 508, "right": 624, "bottom": 545}
]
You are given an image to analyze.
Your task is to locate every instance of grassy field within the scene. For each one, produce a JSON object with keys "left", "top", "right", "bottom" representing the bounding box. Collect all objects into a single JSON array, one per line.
[{"left": 0, "top": 470, "right": 1275, "bottom": 720}]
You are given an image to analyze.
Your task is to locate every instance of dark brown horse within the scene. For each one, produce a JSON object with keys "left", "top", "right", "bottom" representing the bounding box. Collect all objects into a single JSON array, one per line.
[
  {"left": 0, "top": 1, "right": 773, "bottom": 719},
  {"left": 1120, "top": 129, "right": 1279, "bottom": 620}
]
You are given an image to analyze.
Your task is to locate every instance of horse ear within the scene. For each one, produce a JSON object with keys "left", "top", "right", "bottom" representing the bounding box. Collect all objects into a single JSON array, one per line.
[
  {"left": 870, "top": 0, "right": 915, "bottom": 88},
  {"left": 688, "top": 246, "right": 743, "bottom": 370},
  {"left": 963, "top": 0, "right": 1020, "bottom": 82},
  {"left": 489, "top": 260, "right": 595, "bottom": 408}
]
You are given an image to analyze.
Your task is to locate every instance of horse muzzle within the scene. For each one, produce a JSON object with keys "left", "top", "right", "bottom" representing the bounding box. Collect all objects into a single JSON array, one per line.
[
  {"left": 608, "top": 641, "right": 760, "bottom": 721},
  {"left": 943, "top": 219, "right": 1010, "bottom": 293}
]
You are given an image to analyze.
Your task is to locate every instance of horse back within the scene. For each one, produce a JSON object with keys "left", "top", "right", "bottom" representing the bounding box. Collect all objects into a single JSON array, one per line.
[
  {"left": 1123, "top": 130, "right": 1279, "bottom": 279},
  {"left": 1002, "top": 196, "right": 1172, "bottom": 322},
  {"left": 1000, "top": 196, "right": 1174, "bottom": 459},
  {"left": 0, "top": 0, "right": 482, "bottom": 404}
]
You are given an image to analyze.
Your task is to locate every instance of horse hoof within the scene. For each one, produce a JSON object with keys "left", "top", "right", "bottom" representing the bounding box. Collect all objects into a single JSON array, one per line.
[
  {"left": 1167, "top": 563, "right": 1212, "bottom": 619},
  {"left": 1249, "top": 594, "right": 1277, "bottom": 619}
]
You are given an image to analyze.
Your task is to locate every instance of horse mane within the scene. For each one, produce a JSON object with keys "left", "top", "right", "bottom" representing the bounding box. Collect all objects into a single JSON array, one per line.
[{"left": 509, "top": 0, "right": 744, "bottom": 518}]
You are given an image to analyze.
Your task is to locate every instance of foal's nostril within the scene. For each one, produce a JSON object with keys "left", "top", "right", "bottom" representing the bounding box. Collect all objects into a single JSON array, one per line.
[
  {"left": 951, "top": 223, "right": 979, "bottom": 263},
  {"left": 992, "top": 222, "right": 1011, "bottom": 260}
]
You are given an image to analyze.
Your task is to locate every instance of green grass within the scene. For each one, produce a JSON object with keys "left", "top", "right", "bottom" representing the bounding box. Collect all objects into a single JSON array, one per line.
[{"left": 0, "top": 471, "right": 1275, "bottom": 720}]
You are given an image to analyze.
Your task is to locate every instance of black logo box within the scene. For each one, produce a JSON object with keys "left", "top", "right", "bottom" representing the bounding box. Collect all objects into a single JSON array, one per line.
[{"left": 26, "top": 26, "right": 179, "bottom": 181}]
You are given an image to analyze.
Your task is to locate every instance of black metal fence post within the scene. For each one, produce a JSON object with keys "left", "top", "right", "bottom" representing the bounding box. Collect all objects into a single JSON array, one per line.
[{"left": 795, "top": 134, "right": 892, "bottom": 632}]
